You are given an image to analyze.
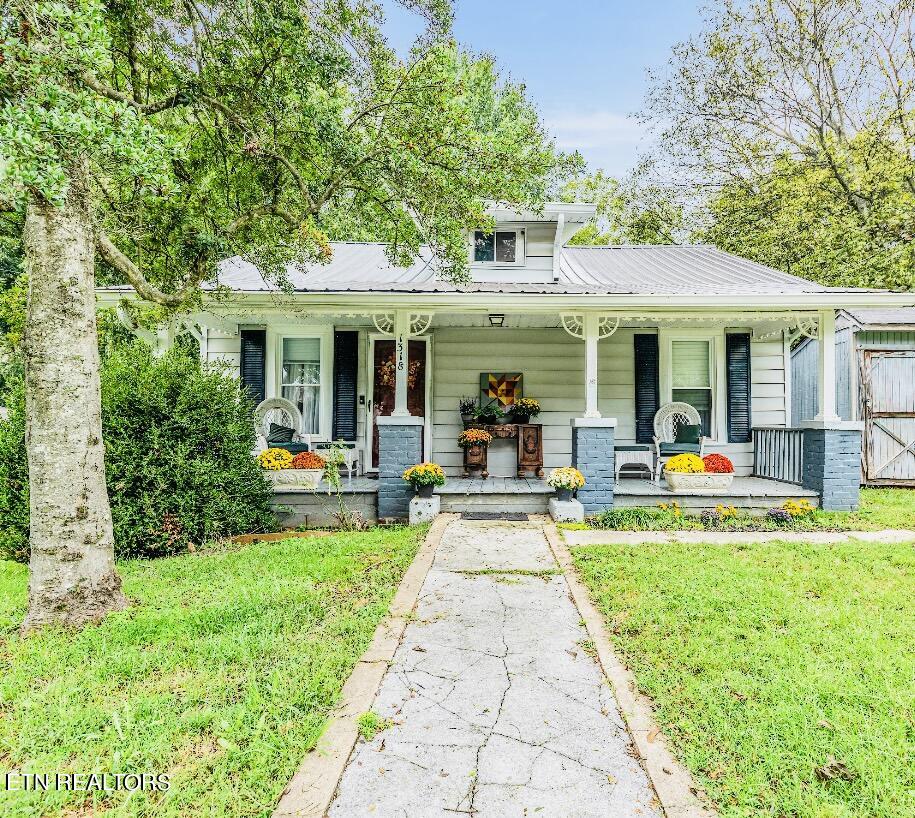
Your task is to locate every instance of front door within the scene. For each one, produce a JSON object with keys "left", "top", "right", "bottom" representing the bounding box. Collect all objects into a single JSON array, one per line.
[{"left": 370, "top": 338, "right": 427, "bottom": 469}]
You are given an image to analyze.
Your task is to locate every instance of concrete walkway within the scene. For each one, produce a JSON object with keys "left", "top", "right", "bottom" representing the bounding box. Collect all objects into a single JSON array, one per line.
[{"left": 327, "top": 519, "right": 662, "bottom": 818}]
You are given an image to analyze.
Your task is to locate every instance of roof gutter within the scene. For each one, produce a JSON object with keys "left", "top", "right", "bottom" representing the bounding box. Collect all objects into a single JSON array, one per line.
[{"left": 96, "top": 288, "right": 915, "bottom": 312}]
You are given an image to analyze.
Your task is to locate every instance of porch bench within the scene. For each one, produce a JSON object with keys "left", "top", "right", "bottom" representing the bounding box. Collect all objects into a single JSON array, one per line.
[{"left": 614, "top": 445, "right": 654, "bottom": 481}]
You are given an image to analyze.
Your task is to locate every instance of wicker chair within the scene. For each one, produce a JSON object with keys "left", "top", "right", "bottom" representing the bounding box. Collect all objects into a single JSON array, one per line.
[
  {"left": 253, "top": 398, "right": 309, "bottom": 454},
  {"left": 652, "top": 402, "right": 707, "bottom": 483}
]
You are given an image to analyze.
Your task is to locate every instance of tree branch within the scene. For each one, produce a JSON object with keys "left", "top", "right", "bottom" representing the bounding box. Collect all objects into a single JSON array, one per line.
[
  {"left": 78, "top": 71, "right": 188, "bottom": 114},
  {"left": 95, "top": 228, "right": 202, "bottom": 307}
]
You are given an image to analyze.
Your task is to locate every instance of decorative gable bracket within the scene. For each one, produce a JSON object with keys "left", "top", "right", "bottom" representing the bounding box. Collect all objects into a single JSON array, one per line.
[{"left": 560, "top": 314, "right": 621, "bottom": 340}]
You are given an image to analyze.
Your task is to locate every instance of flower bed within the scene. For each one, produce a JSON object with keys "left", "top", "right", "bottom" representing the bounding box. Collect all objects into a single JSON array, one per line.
[{"left": 586, "top": 500, "right": 823, "bottom": 531}]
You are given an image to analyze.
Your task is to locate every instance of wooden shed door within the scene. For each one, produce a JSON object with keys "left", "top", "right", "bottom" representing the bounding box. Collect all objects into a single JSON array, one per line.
[{"left": 861, "top": 350, "right": 915, "bottom": 485}]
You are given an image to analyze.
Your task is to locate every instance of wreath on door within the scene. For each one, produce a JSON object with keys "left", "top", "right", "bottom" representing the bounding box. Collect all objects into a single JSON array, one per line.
[{"left": 378, "top": 355, "right": 422, "bottom": 389}]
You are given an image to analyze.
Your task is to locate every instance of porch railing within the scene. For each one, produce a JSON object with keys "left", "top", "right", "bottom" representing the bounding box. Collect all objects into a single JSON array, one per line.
[{"left": 752, "top": 427, "right": 805, "bottom": 485}]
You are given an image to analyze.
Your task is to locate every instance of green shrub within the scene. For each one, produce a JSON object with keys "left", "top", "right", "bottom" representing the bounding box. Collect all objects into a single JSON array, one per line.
[
  {"left": 0, "top": 374, "right": 29, "bottom": 562},
  {"left": 0, "top": 344, "right": 275, "bottom": 561}
]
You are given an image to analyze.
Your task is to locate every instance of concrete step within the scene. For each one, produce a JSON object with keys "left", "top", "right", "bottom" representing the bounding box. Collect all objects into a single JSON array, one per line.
[{"left": 438, "top": 492, "right": 550, "bottom": 515}]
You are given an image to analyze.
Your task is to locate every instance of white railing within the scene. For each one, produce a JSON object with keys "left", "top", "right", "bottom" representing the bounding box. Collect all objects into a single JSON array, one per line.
[{"left": 752, "top": 427, "right": 804, "bottom": 485}]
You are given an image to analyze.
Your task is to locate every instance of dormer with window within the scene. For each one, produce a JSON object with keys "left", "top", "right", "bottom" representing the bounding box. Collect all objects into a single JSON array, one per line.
[{"left": 469, "top": 202, "right": 596, "bottom": 283}]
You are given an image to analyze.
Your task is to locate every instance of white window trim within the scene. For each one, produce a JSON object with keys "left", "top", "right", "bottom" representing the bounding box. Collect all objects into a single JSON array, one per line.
[
  {"left": 469, "top": 228, "right": 526, "bottom": 267},
  {"left": 265, "top": 323, "right": 334, "bottom": 441},
  {"left": 658, "top": 328, "right": 727, "bottom": 444}
]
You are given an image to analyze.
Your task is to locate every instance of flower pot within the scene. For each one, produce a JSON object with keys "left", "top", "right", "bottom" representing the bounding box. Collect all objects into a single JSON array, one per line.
[
  {"left": 664, "top": 471, "right": 734, "bottom": 493},
  {"left": 265, "top": 468, "right": 324, "bottom": 488},
  {"left": 511, "top": 414, "right": 531, "bottom": 424},
  {"left": 416, "top": 483, "right": 435, "bottom": 498},
  {"left": 460, "top": 413, "right": 474, "bottom": 424},
  {"left": 555, "top": 487, "right": 574, "bottom": 502}
]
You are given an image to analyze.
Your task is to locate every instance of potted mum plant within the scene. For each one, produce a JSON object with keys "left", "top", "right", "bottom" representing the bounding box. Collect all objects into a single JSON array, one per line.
[
  {"left": 548, "top": 467, "right": 585, "bottom": 502},
  {"left": 664, "top": 453, "right": 734, "bottom": 492},
  {"left": 510, "top": 397, "right": 541, "bottom": 423},
  {"left": 290, "top": 450, "right": 327, "bottom": 488},
  {"left": 458, "top": 427, "right": 493, "bottom": 450},
  {"left": 459, "top": 396, "right": 477, "bottom": 424},
  {"left": 403, "top": 462, "right": 446, "bottom": 498}
]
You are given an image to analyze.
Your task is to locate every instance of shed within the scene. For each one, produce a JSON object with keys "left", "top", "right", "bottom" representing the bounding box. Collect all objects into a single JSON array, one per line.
[{"left": 791, "top": 308, "right": 915, "bottom": 485}]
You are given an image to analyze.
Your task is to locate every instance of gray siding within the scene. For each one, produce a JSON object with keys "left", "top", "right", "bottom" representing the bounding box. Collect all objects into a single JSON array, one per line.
[{"left": 791, "top": 328, "right": 915, "bottom": 423}]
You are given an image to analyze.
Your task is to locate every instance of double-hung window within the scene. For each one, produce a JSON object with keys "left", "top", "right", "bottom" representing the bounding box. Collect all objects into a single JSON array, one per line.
[
  {"left": 281, "top": 337, "right": 321, "bottom": 434},
  {"left": 670, "top": 339, "right": 713, "bottom": 436},
  {"left": 473, "top": 229, "right": 524, "bottom": 265}
]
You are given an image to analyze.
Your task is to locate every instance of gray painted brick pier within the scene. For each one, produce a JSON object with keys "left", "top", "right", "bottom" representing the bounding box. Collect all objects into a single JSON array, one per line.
[
  {"left": 377, "top": 417, "right": 423, "bottom": 520},
  {"left": 801, "top": 424, "right": 863, "bottom": 511},
  {"left": 571, "top": 418, "right": 616, "bottom": 515}
]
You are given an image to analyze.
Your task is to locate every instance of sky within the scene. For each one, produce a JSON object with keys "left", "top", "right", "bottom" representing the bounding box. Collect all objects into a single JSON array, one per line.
[{"left": 383, "top": 1, "right": 705, "bottom": 177}]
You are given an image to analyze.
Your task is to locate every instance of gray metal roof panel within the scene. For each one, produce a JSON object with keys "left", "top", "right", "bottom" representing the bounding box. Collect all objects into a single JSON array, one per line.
[
  {"left": 211, "top": 242, "right": 883, "bottom": 296},
  {"left": 843, "top": 307, "right": 915, "bottom": 327}
]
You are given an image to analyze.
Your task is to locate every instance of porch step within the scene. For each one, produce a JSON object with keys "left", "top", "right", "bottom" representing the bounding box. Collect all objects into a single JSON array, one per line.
[
  {"left": 438, "top": 492, "right": 550, "bottom": 515},
  {"left": 437, "top": 476, "right": 552, "bottom": 515}
]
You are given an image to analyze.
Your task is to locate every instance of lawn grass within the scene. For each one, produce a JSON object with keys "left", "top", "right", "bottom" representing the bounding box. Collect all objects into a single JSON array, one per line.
[
  {"left": 0, "top": 527, "right": 424, "bottom": 818},
  {"left": 574, "top": 538, "right": 915, "bottom": 818}
]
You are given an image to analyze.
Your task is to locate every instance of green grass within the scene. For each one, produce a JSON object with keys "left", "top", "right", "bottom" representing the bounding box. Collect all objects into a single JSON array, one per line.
[
  {"left": 577, "top": 488, "right": 915, "bottom": 532},
  {"left": 574, "top": 538, "right": 915, "bottom": 818},
  {"left": 0, "top": 527, "right": 424, "bottom": 818}
]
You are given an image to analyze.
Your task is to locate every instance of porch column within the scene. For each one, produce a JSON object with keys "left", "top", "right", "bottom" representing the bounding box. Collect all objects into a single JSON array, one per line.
[
  {"left": 815, "top": 308, "right": 840, "bottom": 422},
  {"left": 571, "top": 417, "right": 616, "bottom": 514},
  {"left": 583, "top": 313, "right": 601, "bottom": 418},
  {"left": 391, "top": 309, "right": 411, "bottom": 417}
]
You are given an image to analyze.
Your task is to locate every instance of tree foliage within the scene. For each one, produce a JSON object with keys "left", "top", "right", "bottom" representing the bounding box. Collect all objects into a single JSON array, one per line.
[
  {"left": 1, "top": 0, "right": 577, "bottom": 295},
  {"left": 642, "top": 0, "right": 915, "bottom": 288},
  {"left": 561, "top": 169, "right": 685, "bottom": 245}
]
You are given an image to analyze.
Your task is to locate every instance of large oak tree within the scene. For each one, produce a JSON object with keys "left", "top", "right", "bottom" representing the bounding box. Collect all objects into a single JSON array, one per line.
[{"left": 1, "top": 0, "right": 575, "bottom": 631}]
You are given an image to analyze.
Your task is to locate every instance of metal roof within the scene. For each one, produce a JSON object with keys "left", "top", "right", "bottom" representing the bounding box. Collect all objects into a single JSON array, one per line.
[
  {"left": 213, "top": 242, "right": 882, "bottom": 296},
  {"left": 841, "top": 307, "right": 915, "bottom": 328}
]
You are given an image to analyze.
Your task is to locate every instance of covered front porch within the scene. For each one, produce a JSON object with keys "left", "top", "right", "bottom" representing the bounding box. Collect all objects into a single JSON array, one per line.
[{"left": 272, "top": 472, "right": 820, "bottom": 527}]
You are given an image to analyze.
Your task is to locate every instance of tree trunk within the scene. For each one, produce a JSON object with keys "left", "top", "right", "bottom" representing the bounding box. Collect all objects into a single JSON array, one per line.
[{"left": 20, "top": 164, "right": 128, "bottom": 633}]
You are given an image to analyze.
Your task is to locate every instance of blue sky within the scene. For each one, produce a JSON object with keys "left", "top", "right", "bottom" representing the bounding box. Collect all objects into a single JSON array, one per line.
[{"left": 383, "top": 1, "right": 705, "bottom": 177}]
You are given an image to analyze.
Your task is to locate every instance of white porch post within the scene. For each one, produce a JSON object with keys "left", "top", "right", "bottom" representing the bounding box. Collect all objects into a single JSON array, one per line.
[
  {"left": 391, "top": 308, "right": 411, "bottom": 417},
  {"left": 815, "top": 308, "right": 840, "bottom": 422},
  {"left": 583, "top": 313, "right": 601, "bottom": 418}
]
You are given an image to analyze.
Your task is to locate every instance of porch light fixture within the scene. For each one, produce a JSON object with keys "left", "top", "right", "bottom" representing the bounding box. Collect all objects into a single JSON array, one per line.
[{"left": 488, "top": 314, "right": 505, "bottom": 327}]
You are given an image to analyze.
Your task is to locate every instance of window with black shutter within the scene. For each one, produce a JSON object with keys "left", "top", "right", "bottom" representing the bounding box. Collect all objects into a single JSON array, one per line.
[
  {"left": 726, "top": 332, "right": 752, "bottom": 442},
  {"left": 239, "top": 329, "right": 266, "bottom": 405},
  {"left": 333, "top": 331, "right": 359, "bottom": 441},
  {"left": 634, "top": 334, "right": 660, "bottom": 444}
]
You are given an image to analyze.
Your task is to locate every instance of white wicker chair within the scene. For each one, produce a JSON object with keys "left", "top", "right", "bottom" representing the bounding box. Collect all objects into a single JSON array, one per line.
[
  {"left": 652, "top": 402, "right": 707, "bottom": 483},
  {"left": 253, "top": 397, "right": 307, "bottom": 453}
]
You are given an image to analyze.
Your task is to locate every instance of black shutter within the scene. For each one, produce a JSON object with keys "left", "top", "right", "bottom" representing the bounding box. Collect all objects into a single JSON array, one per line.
[
  {"left": 726, "top": 332, "right": 752, "bottom": 443},
  {"left": 634, "top": 334, "right": 660, "bottom": 444},
  {"left": 239, "top": 329, "right": 266, "bottom": 405},
  {"left": 333, "top": 331, "right": 358, "bottom": 441}
]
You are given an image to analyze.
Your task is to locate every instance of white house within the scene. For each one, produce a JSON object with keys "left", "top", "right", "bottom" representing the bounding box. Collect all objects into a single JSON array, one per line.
[{"left": 97, "top": 203, "right": 915, "bottom": 521}]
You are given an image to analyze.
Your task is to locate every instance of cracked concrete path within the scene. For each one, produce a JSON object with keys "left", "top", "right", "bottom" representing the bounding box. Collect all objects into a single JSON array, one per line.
[{"left": 327, "top": 519, "right": 662, "bottom": 818}]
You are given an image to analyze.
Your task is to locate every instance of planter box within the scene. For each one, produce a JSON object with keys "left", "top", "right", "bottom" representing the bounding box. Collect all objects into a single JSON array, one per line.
[
  {"left": 265, "top": 469, "right": 324, "bottom": 489},
  {"left": 664, "top": 471, "right": 734, "bottom": 493}
]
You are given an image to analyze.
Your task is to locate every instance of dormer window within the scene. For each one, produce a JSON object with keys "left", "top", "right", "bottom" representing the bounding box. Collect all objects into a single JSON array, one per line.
[{"left": 473, "top": 229, "right": 525, "bottom": 266}]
